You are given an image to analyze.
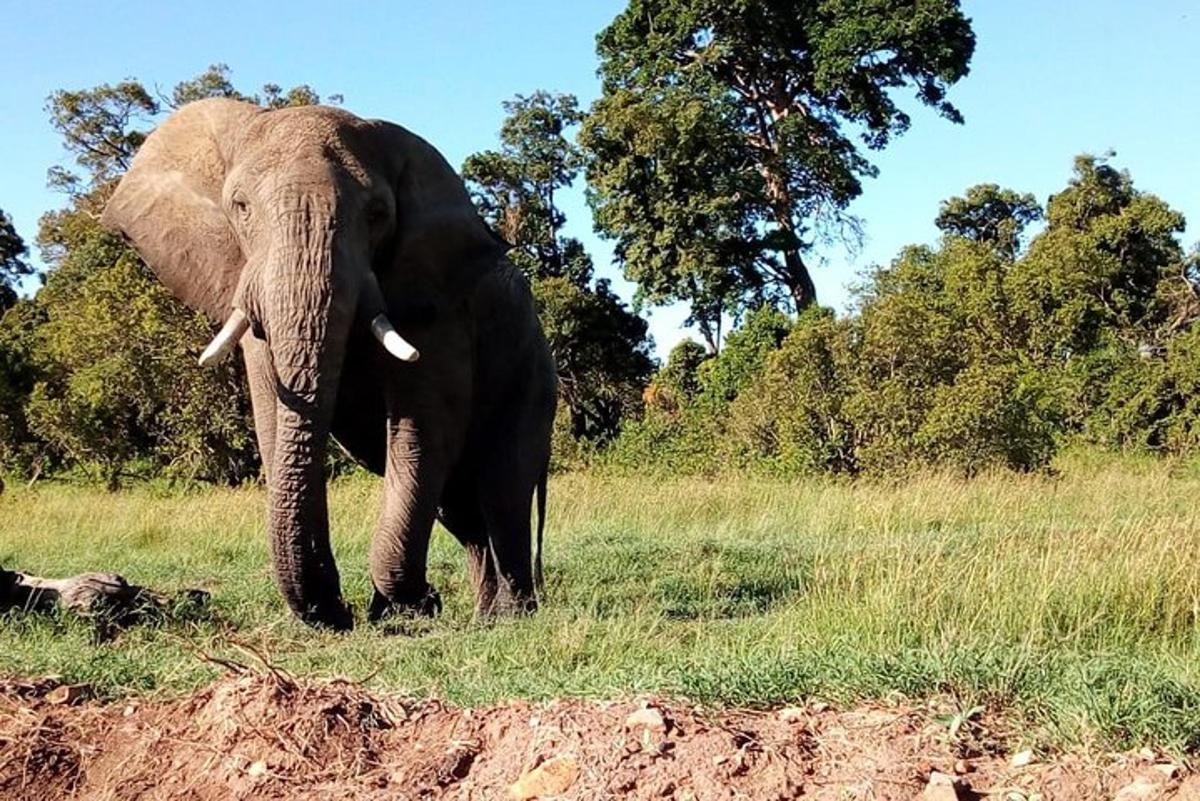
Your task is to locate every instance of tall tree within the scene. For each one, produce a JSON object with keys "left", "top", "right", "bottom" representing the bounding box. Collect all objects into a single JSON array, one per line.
[
  {"left": 581, "top": 0, "right": 976, "bottom": 331},
  {"left": 463, "top": 91, "right": 591, "bottom": 284},
  {"left": 463, "top": 92, "right": 654, "bottom": 443}
]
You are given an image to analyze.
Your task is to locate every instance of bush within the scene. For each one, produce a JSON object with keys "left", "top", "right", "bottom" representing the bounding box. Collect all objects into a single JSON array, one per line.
[
  {"left": 604, "top": 155, "right": 1193, "bottom": 478},
  {"left": 729, "top": 310, "right": 855, "bottom": 475}
]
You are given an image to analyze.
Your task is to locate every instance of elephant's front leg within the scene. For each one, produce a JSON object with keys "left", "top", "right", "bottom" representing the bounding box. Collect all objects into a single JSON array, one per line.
[{"left": 367, "top": 415, "right": 449, "bottom": 621}]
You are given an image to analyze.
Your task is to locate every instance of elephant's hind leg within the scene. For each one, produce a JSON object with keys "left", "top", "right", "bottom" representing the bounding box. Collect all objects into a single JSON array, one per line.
[
  {"left": 478, "top": 471, "right": 538, "bottom": 616},
  {"left": 438, "top": 486, "right": 499, "bottom": 617}
]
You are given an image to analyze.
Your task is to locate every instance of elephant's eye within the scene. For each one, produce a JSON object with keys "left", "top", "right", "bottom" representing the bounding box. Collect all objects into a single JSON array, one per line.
[{"left": 231, "top": 195, "right": 251, "bottom": 223}]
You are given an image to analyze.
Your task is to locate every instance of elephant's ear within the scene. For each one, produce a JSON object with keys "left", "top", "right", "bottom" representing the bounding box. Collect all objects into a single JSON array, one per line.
[
  {"left": 101, "top": 98, "right": 262, "bottom": 322},
  {"left": 362, "top": 120, "right": 508, "bottom": 295}
]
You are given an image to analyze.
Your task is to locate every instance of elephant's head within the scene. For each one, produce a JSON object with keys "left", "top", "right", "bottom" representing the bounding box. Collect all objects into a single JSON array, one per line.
[{"left": 102, "top": 99, "right": 503, "bottom": 628}]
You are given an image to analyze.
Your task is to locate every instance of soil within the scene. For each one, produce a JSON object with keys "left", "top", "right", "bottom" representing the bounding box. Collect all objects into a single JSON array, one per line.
[{"left": 0, "top": 672, "right": 1195, "bottom": 800}]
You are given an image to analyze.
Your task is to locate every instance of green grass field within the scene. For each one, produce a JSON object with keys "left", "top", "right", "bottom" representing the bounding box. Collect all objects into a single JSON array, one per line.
[{"left": 3, "top": 452, "right": 1200, "bottom": 752}]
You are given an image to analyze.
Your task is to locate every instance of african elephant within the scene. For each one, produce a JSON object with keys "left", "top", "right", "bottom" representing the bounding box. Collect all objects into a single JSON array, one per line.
[{"left": 101, "top": 99, "right": 556, "bottom": 630}]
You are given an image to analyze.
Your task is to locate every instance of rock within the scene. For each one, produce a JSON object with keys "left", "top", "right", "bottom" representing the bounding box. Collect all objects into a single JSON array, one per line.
[
  {"left": 1010, "top": 749, "right": 1035, "bottom": 768},
  {"left": 1113, "top": 777, "right": 1164, "bottom": 801},
  {"left": 1139, "top": 747, "right": 1158, "bottom": 761},
  {"left": 625, "top": 707, "right": 667, "bottom": 732},
  {"left": 508, "top": 755, "right": 580, "bottom": 800},
  {"left": 921, "top": 771, "right": 960, "bottom": 801},
  {"left": 777, "top": 706, "right": 806, "bottom": 723},
  {"left": 953, "top": 759, "right": 971, "bottom": 775},
  {"left": 810, "top": 701, "right": 831, "bottom": 713},
  {"left": 246, "top": 761, "right": 268, "bottom": 778},
  {"left": 47, "top": 684, "right": 90, "bottom": 705},
  {"left": 1153, "top": 763, "right": 1179, "bottom": 779}
]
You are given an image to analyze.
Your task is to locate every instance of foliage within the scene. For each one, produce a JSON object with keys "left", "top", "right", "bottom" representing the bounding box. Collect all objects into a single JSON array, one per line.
[
  {"left": 463, "top": 92, "right": 589, "bottom": 284},
  {"left": 0, "top": 209, "right": 34, "bottom": 313},
  {"left": 0, "top": 66, "right": 333, "bottom": 486},
  {"left": 730, "top": 309, "right": 855, "bottom": 475},
  {"left": 608, "top": 154, "right": 1193, "bottom": 477},
  {"left": 934, "top": 183, "right": 1043, "bottom": 258},
  {"left": 463, "top": 92, "right": 653, "bottom": 450},
  {"left": 582, "top": 0, "right": 976, "bottom": 342},
  {"left": 24, "top": 214, "right": 256, "bottom": 488}
]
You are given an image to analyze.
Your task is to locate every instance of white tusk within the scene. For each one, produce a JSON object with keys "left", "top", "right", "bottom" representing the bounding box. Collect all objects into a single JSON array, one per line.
[
  {"left": 198, "top": 309, "right": 251, "bottom": 367},
  {"left": 369, "top": 314, "right": 420, "bottom": 362}
]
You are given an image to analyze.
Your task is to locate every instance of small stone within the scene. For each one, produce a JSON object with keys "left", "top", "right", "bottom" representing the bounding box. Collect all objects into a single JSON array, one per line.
[
  {"left": 625, "top": 707, "right": 667, "bottom": 732},
  {"left": 777, "top": 706, "right": 806, "bottom": 723},
  {"left": 1010, "top": 749, "right": 1035, "bottom": 768},
  {"left": 1114, "top": 777, "right": 1163, "bottom": 801},
  {"left": 47, "top": 684, "right": 89, "bottom": 705},
  {"left": 922, "top": 771, "right": 960, "bottom": 801},
  {"left": 953, "top": 759, "right": 971, "bottom": 775},
  {"left": 1153, "top": 763, "right": 1180, "bottom": 778},
  {"left": 508, "top": 755, "right": 580, "bottom": 800},
  {"left": 1139, "top": 747, "right": 1157, "bottom": 761},
  {"left": 810, "top": 701, "right": 830, "bottom": 713},
  {"left": 246, "top": 761, "right": 268, "bottom": 778},
  {"left": 122, "top": 704, "right": 136, "bottom": 717}
]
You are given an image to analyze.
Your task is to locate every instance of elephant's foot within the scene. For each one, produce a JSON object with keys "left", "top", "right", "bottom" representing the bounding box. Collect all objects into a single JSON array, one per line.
[
  {"left": 368, "top": 583, "right": 442, "bottom": 622},
  {"left": 297, "top": 597, "right": 355, "bottom": 631}
]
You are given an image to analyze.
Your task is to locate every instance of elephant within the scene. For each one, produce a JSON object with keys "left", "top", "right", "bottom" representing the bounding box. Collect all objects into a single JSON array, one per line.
[{"left": 101, "top": 98, "right": 557, "bottom": 630}]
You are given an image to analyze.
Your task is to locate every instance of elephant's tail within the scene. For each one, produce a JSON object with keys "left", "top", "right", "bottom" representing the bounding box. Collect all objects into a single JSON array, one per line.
[{"left": 534, "top": 465, "right": 548, "bottom": 597}]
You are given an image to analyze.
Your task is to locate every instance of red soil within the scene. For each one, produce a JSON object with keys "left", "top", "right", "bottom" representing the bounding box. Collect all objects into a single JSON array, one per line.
[{"left": 0, "top": 673, "right": 1194, "bottom": 800}]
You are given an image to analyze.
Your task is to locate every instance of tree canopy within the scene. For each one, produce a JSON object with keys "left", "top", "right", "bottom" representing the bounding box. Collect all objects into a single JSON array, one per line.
[
  {"left": 0, "top": 66, "right": 336, "bottom": 487},
  {"left": 608, "top": 154, "right": 1196, "bottom": 477},
  {"left": 581, "top": 0, "right": 976, "bottom": 345},
  {"left": 463, "top": 92, "right": 654, "bottom": 451},
  {"left": 0, "top": 210, "right": 33, "bottom": 314}
]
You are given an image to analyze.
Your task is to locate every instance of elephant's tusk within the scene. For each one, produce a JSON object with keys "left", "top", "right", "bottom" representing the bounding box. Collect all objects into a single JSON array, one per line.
[
  {"left": 198, "top": 309, "right": 251, "bottom": 367},
  {"left": 369, "top": 314, "right": 420, "bottom": 362}
]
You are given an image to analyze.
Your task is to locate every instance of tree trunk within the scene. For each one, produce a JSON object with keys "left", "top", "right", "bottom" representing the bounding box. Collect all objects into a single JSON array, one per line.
[
  {"left": 762, "top": 163, "right": 818, "bottom": 312},
  {"left": 783, "top": 246, "right": 817, "bottom": 311}
]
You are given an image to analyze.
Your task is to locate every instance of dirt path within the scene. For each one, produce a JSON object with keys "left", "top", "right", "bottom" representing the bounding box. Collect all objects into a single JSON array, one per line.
[{"left": 0, "top": 673, "right": 1193, "bottom": 800}]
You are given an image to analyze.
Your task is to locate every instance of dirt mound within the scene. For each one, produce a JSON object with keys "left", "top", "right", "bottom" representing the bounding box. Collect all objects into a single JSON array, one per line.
[{"left": 0, "top": 674, "right": 1194, "bottom": 800}]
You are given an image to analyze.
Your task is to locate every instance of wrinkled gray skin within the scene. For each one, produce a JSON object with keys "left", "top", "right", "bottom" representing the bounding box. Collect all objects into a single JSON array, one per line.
[{"left": 102, "top": 99, "right": 556, "bottom": 630}]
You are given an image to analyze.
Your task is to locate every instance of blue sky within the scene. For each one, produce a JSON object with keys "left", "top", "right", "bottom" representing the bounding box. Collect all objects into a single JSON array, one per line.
[{"left": 2, "top": 1, "right": 1197, "bottom": 356}]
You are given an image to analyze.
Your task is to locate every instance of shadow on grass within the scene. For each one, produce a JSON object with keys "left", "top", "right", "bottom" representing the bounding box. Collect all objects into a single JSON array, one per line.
[{"left": 659, "top": 574, "right": 807, "bottom": 620}]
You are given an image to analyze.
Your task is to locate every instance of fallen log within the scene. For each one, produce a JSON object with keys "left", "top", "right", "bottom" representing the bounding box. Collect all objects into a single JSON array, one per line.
[{"left": 0, "top": 565, "right": 207, "bottom": 629}]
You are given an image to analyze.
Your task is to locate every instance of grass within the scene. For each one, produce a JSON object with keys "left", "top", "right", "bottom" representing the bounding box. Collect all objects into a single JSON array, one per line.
[{"left": 3, "top": 450, "right": 1200, "bottom": 752}]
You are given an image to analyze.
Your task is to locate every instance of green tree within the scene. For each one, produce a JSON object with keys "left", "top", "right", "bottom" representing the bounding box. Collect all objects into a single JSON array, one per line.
[
  {"left": 935, "top": 184, "right": 1043, "bottom": 258},
  {"left": 0, "top": 210, "right": 33, "bottom": 313},
  {"left": 731, "top": 309, "right": 854, "bottom": 474},
  {"left": 1009, "top": 155, "right": 1186, "bottom": 363},
  {"left": 44, "top": 80, "right": 158, "bottom": 194},
  {"left": 8, "top": 66, "right": 332, "bottom": 486},
  {"left": 463, "top": 91, "right": 591, "bottom": 284},
  {"left": 25, "top": 223, "right": 255, "bottom": 488},
  {"left": 463, "top": 92, "right": 654, "bottom": 446},
  {"left": 582, "top": 0, "right": 976, "bottom": 336}
]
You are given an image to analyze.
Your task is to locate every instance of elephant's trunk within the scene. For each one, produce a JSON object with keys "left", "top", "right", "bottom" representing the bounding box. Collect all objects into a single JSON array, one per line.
[{"left": 258, "top": 203, "right": 357, "bottom": 630}]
